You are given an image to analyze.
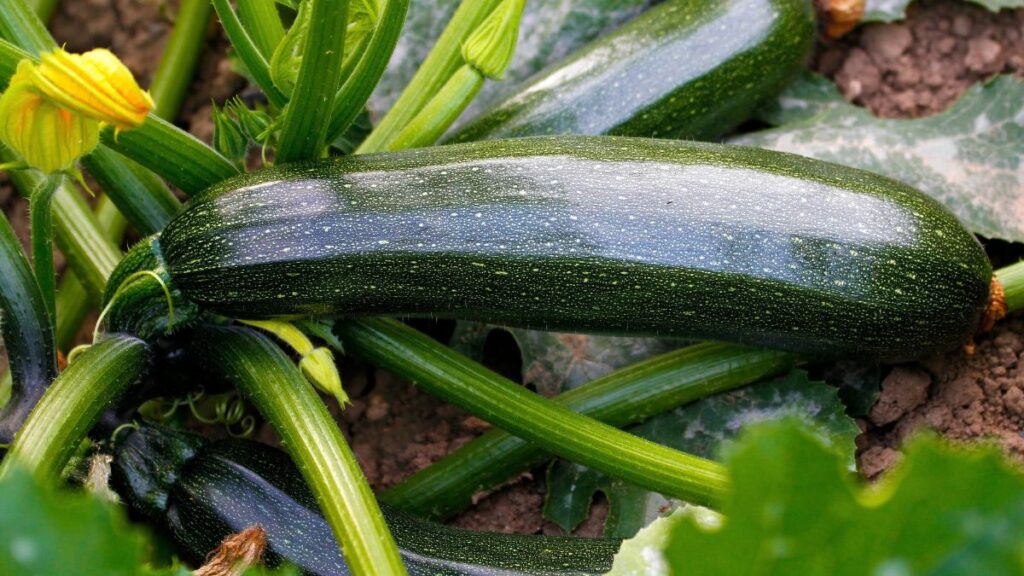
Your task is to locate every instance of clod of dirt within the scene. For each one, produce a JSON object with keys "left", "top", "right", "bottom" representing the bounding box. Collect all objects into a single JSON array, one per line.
[
  {"left": 868, "top": 367, "right": 931, "bottom": 426},
  {"left": 859, "top": 317, "right": 1024, "bottom": 479},
  {"left": 817, "top": 0, "right": 1024, "bottom": 117}
]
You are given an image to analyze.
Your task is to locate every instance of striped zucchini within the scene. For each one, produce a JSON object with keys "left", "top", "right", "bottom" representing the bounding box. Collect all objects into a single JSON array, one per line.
[
  {"left": 111, "top": 423, "right": 620, "bottom": 575},
  {"left": 449, "top": 0, "right": 815, "bottom": 142},
  {"left": 107, "top": 136, "right": 990, "bottom": 360}
]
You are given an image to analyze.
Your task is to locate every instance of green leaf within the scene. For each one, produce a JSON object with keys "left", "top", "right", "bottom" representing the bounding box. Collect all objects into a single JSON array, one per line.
[
  {"left": 542, "top": 370, "right": 860, "bottom": 537},
  {"left": 735, "top": 75, "right": 1024, "bottom": 242},
  {"left": 616, "top": 420, "right": 1024, "bottom": 575},
  {"left": 863, "top": 0, "right": 1024, "bottom": 22},
  {"left": 269, "top": 0, "right": 311, "bottom": 96},
  {"left": 824, "top": 360, "right": 883, "bottom": 418},
  {"left": 370, "top": 0, "right": 652, "bottom": 120},
  {"left": 0, "top": 467, "right": 147, "bottom": 575}
]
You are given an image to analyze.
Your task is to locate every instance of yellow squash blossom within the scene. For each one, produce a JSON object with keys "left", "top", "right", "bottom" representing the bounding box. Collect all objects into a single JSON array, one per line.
[
  {"left": 0, "top": 61, "right": 99, "bottom": 173},
  {"left": 27, "top": 48, "right": 154, "bottom": 130}
]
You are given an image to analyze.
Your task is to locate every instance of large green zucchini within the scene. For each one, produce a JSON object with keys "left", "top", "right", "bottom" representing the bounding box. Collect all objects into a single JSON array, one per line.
[
  {"left": 108, "top": 136, "right": 990, "bottom": 359},
  {"left": 449, "top": 0, "right": 815, "bottom": 143},
  {"left": 111, "top": 423, "right": 620, "bottom": 575}
]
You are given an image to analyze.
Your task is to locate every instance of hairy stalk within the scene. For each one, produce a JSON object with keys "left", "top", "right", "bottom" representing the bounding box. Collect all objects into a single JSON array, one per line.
[
  {"left": 0, "top": 335, "right": 147, "bottom": 481},
  {"left": 276, "top": 0, "right": 349, "bottom": 162},
  {"left": 337, "top": 318, "right": 728, "bottom": 507},
  {"left": 193, "top": 325, "right": 406, "bottom": 576}
]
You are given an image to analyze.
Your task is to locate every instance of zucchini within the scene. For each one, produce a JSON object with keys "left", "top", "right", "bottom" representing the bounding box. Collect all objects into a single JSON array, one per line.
[
  {"left": 108, "top": 136, "right": 990, "bottom": 359},
  {"left": 0, "top": 212, "right": 56, "bottom": 445},
  {"left": 111, "top": 423, "right": 620, "bottom": 575},
  {"left": 449, "top": 0, "right": 815, "bottom": 143}
]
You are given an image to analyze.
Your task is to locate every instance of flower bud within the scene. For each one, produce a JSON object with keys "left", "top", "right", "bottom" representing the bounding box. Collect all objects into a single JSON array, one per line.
[
  {"left": 0, "top": 62, "right": 99, "bottom": 173},
  {"left": 28, "top": 48, "right": 154, "bottom": 130}
]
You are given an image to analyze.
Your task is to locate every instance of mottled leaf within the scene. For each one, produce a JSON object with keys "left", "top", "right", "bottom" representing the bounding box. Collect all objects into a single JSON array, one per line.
[
  {"left": 370, "top": 0, "right": 652, "bottom": 120},
  {"left": 612, "top": 420, "right": 1024, "bottom": 575},
  {"left": 543, "top": 370, "right": 860, "bottom": 537},
  {"left": 864, "top": 0, "right": 1024, "bottom": 22},
  {"left": 735, "top": 75, "right": 1024, "bottom": 242},
  {"left": 754, "top": 71, "right": 848, "bottom": 126},
  {"left": 824, "top": 360, "right": 883, "bottom": 417},
  {"left": 449, "top": 323, "right": 679, "bottom": 396}
]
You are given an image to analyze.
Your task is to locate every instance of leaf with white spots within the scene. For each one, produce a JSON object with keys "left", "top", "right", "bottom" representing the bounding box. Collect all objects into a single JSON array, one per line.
[
  {"left": 449, "top": 323, "right": 681, "bottom": 396},
  {"left": 754, "top": 71, "right": 848, "bottom": 127},
  {"left": 619, "top": 420, "right": 1024, "bottom": 575},
  {"left": 735, "top": 75, "right": 1024, "bottom": 242},
  {"left": 542, "top": 370, "right": 860, "bottom": 537},
  {"left": 370, "top": 0, "right": 652, "bottom": 120},
  {"left": 863, "top": 0, "right": 1024, "bottom": 22}
]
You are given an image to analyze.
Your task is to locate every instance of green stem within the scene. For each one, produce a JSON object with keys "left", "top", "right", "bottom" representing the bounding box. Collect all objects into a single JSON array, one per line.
[
  {"left": 0, "top": 335, "right": 148, "bottom": 481},
  {"left": 357, "top": 0, "right": 502, "bottom": 153},
  {"left": 996, "top": 261, "right": 1024, "bottom": 314},
  {"left": 193, "top": 325, "right": 406, "bottom": 576},
  {"left": 54, "top": 196, "right": 126, "bottom": 350},
  {"left": 337, "top": 318, "right": 728, "bottom": 508},
  {"left": 0, "top": 0, "right": 51, "bottom": 55},
  {"left": 28, "top": 174, "right": 61, "bottom": 325},
  {"left": 211, "top": 0, "right": 288, "bottom": 109},
  {"left": 81, "top": 148, "right": 180, "bottom": 235},
  {"left": 25, "top": 0, "right": 59, "bottom": 22},
  {"left": 149, "top": 0, "right": 213, "bottom": 121},
  {"left": 386, "top": 65, "right": 482, "bottom": 151},
  {"left": 237, "top": 0, "right": 285, "bottom": 59},
  {"left": 50, "top": 185, "right": 121, "bottom": 298},
  {"left": 99, "top": 117, "right": 238, "bottom": 196},
  {"left": 275, "top": 0, "right": 349, "bottom": 163},
  {"left": 325, "top": 0, "right": 409, "bottom": 145},
  {"left": 383, "top": 342, "right": 794, "bottom": 519}
]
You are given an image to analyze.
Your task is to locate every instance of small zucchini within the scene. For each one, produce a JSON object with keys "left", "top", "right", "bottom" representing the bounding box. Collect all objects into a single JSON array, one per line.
[
  {"left": 111, "top": 423, "right": 620, "bottom": 575},
  {"left": 108, "top": 136, "right": 990, "bottom": 360},
  {"left": 449, "top": 0, "right": 815, "bottom": 143}
]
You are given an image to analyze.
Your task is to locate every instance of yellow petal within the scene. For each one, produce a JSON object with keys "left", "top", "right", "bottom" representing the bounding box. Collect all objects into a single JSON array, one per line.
[
  {"left": 0, "top": 62, "right": 99, "bottom": 173},
  {"left": 29, "top": 48, "right": 153, "bottom": 130}
]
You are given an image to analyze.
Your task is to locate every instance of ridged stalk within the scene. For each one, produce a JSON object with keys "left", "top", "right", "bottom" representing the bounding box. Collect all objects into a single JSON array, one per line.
[
  {"left": 275, "top": 0, "right": 349, "bottom": 163},
  {"left": 192, "top": 325, "right": 406, "bottom": 576},
  {"left": 356, "top": 0, "right": 502, "bottom": 152},
  {"left": 383, "top": 342, "right": 794, "bottom": 519},
  {"left": 0, "top": 335, "right": 147, "bottom": 481},
  {"left": 337, "top": 318, "right": 728, "bottom": 507}
]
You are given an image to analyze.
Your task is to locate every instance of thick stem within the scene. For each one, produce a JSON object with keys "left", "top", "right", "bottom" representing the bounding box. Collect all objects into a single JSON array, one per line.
[
  {"left": 211, "top": 0, "right": 288, "bottom": 109},
  {"left": 28, "top": 174, "right": 61, "bottom": 325},
  {"left": 383, "top": 342, "right": 793, "bottom": 519},
  {"left": 0, "top": 335, "right": 147, "bottom": 481},
  {"left": 325, "top": 0, "right": 410, "bottom": 144},
  {"left": 386, "top": 65, "right": 482, "bottom": 151},
  {"left": 275, "top": 0, "right": 349, "bottom": 163},
  {"left": 99, "top": 117, "right": 238, "bottom": 196},
  {"left": 996, "top": 261, "right": 1024, "bottom": 315},
  {"left": 192, "top": 325, "right": 406, "bottom": 576},
  {"left": 356, "top": 0, "right": 502, "bottom": 153},
  {"left": 54, "top": 196, "right": 126, "bottom": 350},
  {"left": 149, "top": 0, "right": 213, "bottom": 123},
  {"left": 237, "top": 0, "right": 285, "bottom": 58},
  {"left": 25, "top": 0, "right": 59, "bottom": 22},
  {"left": 337, "top": 318, "right": 729, "bottom": 508}
]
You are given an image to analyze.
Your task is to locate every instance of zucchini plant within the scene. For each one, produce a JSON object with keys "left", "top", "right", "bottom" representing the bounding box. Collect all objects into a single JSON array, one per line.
[{"left": 0, "top": 0, "right": 1021, "bottom": 574}]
